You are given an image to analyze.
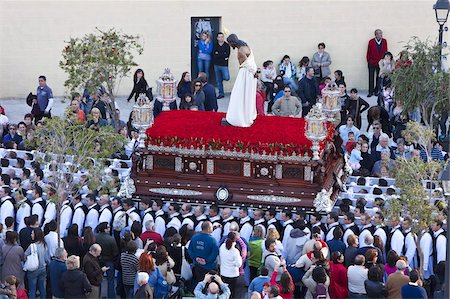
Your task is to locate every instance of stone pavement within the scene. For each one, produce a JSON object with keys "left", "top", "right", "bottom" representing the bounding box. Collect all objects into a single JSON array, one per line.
[{"left": 0, "top": 91, "right": 376, "bottom": 135}]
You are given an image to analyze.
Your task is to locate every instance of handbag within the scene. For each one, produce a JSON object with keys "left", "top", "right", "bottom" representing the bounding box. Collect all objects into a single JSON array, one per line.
[
  {"left": 180, "top": 246, "right": 193, "bottom": 281},
  {"left": 23, "top": 243, "right": 39, "bottom": 272}
]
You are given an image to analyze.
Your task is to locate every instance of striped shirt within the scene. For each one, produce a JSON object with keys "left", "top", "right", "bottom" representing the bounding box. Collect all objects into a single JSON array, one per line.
[{"left": 121, "top": 252, "right": 139, "bottom": 286}]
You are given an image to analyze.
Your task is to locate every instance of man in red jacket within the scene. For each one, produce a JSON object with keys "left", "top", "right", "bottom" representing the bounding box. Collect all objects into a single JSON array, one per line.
[{"left": 366, "top": 29, "right": 388, "bottom": 97}]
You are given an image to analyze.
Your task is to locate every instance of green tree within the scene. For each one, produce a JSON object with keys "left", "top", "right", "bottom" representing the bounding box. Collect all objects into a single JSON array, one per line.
[
  {"left": 60, "top": 28, "right": 143, "bottom": 128},
  {"left": 389, "top": 122, "right": 444, "bottom": 277},
  {"left": 390, "top": 37, "right": 450, "bottom": 130},
  {"left": 29, "top": 110, "right": 124, "bottom": 239}
]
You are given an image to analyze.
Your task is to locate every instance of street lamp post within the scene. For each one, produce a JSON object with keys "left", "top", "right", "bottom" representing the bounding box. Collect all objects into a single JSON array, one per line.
[
  {"left": 439, "top": 163, "right": 450, "bottom": 299},
  {"left": 433, "top": 0, "right": 450, "bottom": 67}
]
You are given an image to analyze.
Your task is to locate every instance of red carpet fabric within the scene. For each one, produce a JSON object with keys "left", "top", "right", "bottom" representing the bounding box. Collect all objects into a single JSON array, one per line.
[{"left": 146, "top": 110, "right": 333, "bottom": 156}]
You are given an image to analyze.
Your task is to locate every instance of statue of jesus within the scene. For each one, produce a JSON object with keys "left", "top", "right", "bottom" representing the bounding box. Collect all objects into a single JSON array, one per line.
[{"left": 224, "top": 34, "right": 257, "bottom": 127}]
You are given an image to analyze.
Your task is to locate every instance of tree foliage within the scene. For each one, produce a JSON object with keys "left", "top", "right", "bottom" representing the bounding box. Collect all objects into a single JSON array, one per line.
[
  {"left": 30, "top": 111, "right": 125, "bottom": 237},
  {"left": 390, "top": 37, "right": 450, "bottom": 129},
  {"left": 402, "top": 121, "right": 436, "bottom": 162}
]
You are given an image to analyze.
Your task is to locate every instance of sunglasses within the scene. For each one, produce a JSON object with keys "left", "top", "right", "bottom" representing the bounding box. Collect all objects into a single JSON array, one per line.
[
  {"left": 284, "top": 90, "right": 291, "bottom": 92},
  {"left": 195, "top": 84, "right": 201, "bottom": 87}
]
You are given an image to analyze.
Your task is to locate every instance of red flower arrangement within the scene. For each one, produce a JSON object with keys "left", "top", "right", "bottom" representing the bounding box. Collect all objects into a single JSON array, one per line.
[{"left": 145, "top": 111, "right": 335, "bottom": 157}]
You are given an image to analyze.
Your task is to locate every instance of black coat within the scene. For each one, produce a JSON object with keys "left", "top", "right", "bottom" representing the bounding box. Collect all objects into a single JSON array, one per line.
[
  {"left": 127, "top": 78, "right": 148, "bottom": 102},
  {"left": 364, "top": 280, "right": 387, "bottom": 299},
  {"left": 60, "top": 269, "right": 92, "bottom": 299}
]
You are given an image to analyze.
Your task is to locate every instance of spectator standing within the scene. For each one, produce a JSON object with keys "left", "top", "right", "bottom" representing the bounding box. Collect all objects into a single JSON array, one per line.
[
  {"left": 298, "top": 67, "right": 319, "bottom": 117},
  {"left": 302, "top": 265, "right": 330, "bottom": 299},
  {"left": 121, "top": 241, "right": 139, "bottom": 298},
  {"left": 95, "top": 222, "right": 118, "bottom": 299},
  {"left": 256, "top": 80, "right": 265, "bottom": 115},
  {"left": 401, "top": 270, "right": 428, "bottom": 299},
  {"left": 1, "top": 232, "right": 25, "bottom": 289},
  {"left": 364, "top": 266, "right": 387, "bottom": 299},
  {"left": 197, "top": 31, "right": 213, "bottom": 79},
  {"left": 48, "top": 247, "right": 67, "bottom": 299},
  {"left": 59, "top": 255, "right": 92, "bottom": 299},
  {"left": 261, "top": 60, "right": 276, "bottom": 101},
  {"left": 386, "top": 260, "right": 409, "bottom": 299},
  {"left": 127, "top": 69, "right": 148, "bottom": 103},
  {"left": 193, "top": 273, "right": 231, "bottom": 299},
  {"left": 366, "top": 29, "right": 388, "bottom": 97},
  {"left": 212, "top": 32, "right": 231, "bottom": 99},
  {"left": 35, "top": 76, "right": 54, "bottom": 122},
  {"left": 219, "top": 232, "right": 242, "bottom": 297},
  {"left": 82, "top": 244, "right": 109, "bottom": 299},
  {"left": 25, "top": 228, "right": 49, "bottom": 299},
  {"left": 176, "top": 72, "right": 191, "bottom": 99},
  {"left": 347, "top": 255, "right": 368, "bottom": 298},
  {"left": 348, "top": 88, "right": 369, "bottom": 129},
  {"left": 187, "top": 221, "right": 219, "bottom": 284},
  {"left": 248, "top": 267, "right": 270, "bottom": 298},
  {"left": 329, "top": 251, "right": 348, "bottom": 299},
  {"left": 312, "top": 42, "right": 332, "bottom": 82}
]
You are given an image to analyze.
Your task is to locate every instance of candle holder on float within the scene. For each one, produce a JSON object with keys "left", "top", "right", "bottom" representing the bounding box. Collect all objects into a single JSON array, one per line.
[
  {"left": 156, "top": 68, "right": 177, "bottom": 111},
  {"left": 305, "top": 103, "right": 327, "bottom": 160},
  {"left": 321, "top": 82, "right": 341, "bottom": 125},
  {"left": 131, "top": 93, "right": 154, "bottom": 148}
]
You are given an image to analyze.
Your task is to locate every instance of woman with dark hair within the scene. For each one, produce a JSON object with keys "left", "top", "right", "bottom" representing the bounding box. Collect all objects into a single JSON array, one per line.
[
  {"left": 348, "top": 88, "right": 369, "bottom": 129},
  {"left": 303, "top": 265, "right": 330, "bottom": 299},
  {"left": 192, "top": 80, "right": 205, "bottom": 111},
  {"left": 127, "top": 69, "right": 148, "bottom": 102},
  {"left": 179, "top": 94, "right": 195, "bottom": 110},
  {"left": 364, "top": 266, "right": 387, "bottom": 299},
  {"left": 267, "top": 75, "right": 285, "bottom": 114},
  {"left": 334, "top": 70, "right": 346, "bottom": 86},
  {"left": 360, "top": 141, "right": 374, "bottom": 176},
  {"left": 131, "top": 221, "right": 143, "bottom": 249},
  {"left": 25, "top": 227, "right": 49, "bottom": 299},
  {"left": 279, "top": 55, "right": 297, "bottom": 91},
  {"left": 219, "top": 232, "right": 242, "bottom": 297},
  {"left": 329, "top": 251, "right": 348, "bottom": 299},
  {"left": 166, "top": 233, "right": 184, "bottom": 279},
  {"left": 81, "top": 227, "right": 96, "bottom": 258},
  {"left": 1, "top": 232, "right": 25, "bottom": 290},
  {"left": 270, "top": 264, "right": 295, "bottom": 299},
  {"left": 63, "top": 224, "right": 84, "bottom": 257},
  {"left": 384, "top": 250, "right": 400, "bottom": 277},
  {"left": 338, "top": 115, "right": 360, "bottom": 145},
  {"left": 337, "top": 83, "right": 350, "bottom": 126},
  {"left": 150, "top": 245, "right": 176, "bottom": 295},
  {"left": 177, "top": 72, "right": 191, "bottom": 99},
  {"left": 297, "top": 56, "right": 310, "bottom": 81}
]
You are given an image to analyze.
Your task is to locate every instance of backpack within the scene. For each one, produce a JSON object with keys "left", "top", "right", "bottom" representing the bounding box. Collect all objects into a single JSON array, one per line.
[
  {"left": 314, "top": 283, "right": 327, "bottom": 299},
  {"left": 152, "top": 267, "right": 170, "bottom": 299},
  {"left": 262, "top": 253, "right": 278, "bottom": 268}
]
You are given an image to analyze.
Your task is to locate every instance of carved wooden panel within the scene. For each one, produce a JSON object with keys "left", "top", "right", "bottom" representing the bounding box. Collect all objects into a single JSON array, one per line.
[
  {"left": 183, "top": 158, "right": 203, "bottom": 174},
  {"left": 153, "top": 156, "right": 175, "bottom": 170},
  {"left": 254, "top": 163, "right": 275, "bottom": 179},
  {"left": 282, "top": 166, "right": 304, "bottom": 179},
  {"left": 215, "top": 160, "right": 242, "bottom": 176}
]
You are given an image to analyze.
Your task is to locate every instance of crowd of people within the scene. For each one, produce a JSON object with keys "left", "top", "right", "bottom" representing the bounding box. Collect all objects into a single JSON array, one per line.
[{"left": 0, "top": 27, "right": 448, "bottom": 299}]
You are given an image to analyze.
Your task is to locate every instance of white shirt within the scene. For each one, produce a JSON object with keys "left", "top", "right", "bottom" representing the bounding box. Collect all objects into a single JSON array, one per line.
[
  {"left": 347, "top": 265, "right": 368, "bottom": 294},
  {"left": 44, "top": 231, "right": 64, "bottom": 260},
  {"left": 181, "top": 213, "right": 194, "bottom": 230},
  {"left": 433, "top": 228, "right": 446, "bottom": 264},
  {"left": 420, "top": 231, "right": 433, "bottom": 278},
  {"left": 326, "top": 222, "right": 339, "bottom": 242},
  {"left": 32, "top": 197, "right": 45, "bottom": 226},
  {"left": 167, "top": 213, "right": 182, "bottom": 231},
  {"left": 403, "top": 229, "right": 417, "bottom": 269},
  {"left": 98, "top": 204, "right": 113, "bottom": 225},
  {"left": 16, "top": 198, "right": 31, "bottom": 232},
  {"left": 59, "top": 201, "right": 73, "bottom": 238},
  {"left": 281, "top": 219, "right": 294, "bottom": 250},
  {"left": 240, "top": 216, "right": 253, "bottom": 242},
  {"left": 311, "top": 223, "right": 325, "bottom": 241},
  {"left": 195, "top": 215, "right": 207, "bottom": 232},
  {"left": 374, "top": 225, "right": 387, "bottom": 250},
  {"left": 141, "top": 208, "right": 154, "bottom": 234},
  {"left": 72, "top": 202, "right": 86, "bottom": 236},
  {"left": 390, "top": 226, "right": 405, "bottom": 256},
  {"left": 85, "top": 204, "right": 99, "bottom": 230},
  {"left": 0, "top": 196, "right": 14, "bottom": 227},
  {"left": 112, "top": 207, "right": 125, "bottom": 231},
  {"left": 254, "top": 218, "right": 267, "bottom": 237},
  {"left": 359, "top": 225, "right": 374, "bottom": 248},
  {"left": 342, "top": 223, "right": 357, "bottom": 247},
  {"left": 219, "top": 242, "right": 243, "bottom": 278},
  {"left": 42, "top": 201, "right": 56, "bottom": 228},
  {"left": 221, "top": 216, "right": 235, "bottom": 238},
  {"left": 154, "top": 209, "right": 166, "bottom": 237},
  {"left": 125, "top": 207, "right": 141, "bottom": 229},
  {"left": 209, "top": 215, "right": 222, "bottom": 245}
]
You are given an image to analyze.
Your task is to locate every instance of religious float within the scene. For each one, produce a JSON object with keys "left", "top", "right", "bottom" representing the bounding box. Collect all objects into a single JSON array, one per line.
[{"left": 131, "top": 71, "right": 347, "bottom": 213}]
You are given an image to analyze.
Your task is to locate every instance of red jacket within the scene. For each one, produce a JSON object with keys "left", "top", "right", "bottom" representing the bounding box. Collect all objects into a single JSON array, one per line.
[
  {"left": 329, "top": 261, "right": 348, "bottom": 299},
  {"left": 140, "top": 231, "right": 164, "bottom": 246},
  {"left": 256, "top": 90, "right": 265, "bottom": 115},
  {"left": 366, "top": 38, "right": 388, "bottom": 65}
]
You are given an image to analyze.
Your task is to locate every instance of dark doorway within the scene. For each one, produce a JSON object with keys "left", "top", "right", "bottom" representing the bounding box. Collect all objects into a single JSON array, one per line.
[{"left": 191, "top": 16, "right": 221, "bottom": 85}]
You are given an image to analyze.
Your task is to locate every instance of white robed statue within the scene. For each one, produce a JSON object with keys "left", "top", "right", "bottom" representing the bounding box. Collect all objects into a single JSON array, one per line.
[{"left": 225, "top": 34, "right": 257, "bottom": 127}]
